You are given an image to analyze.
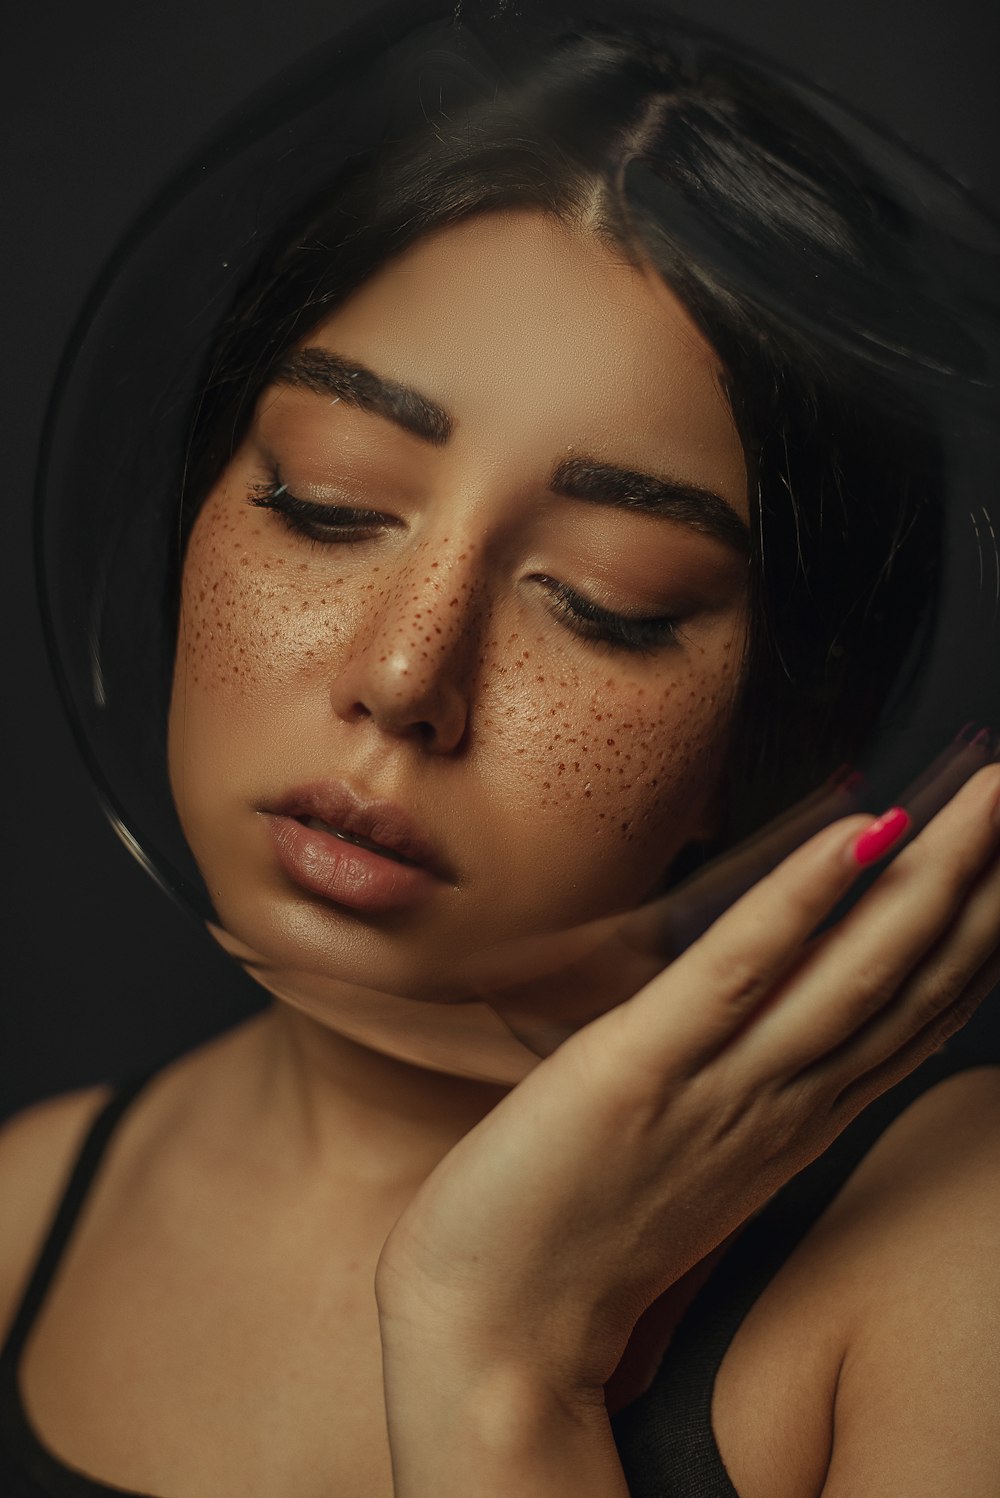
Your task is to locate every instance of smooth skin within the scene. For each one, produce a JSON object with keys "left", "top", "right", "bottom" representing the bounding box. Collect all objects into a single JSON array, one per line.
[{"left": 2, "top": 209, "right": 999, "bottom": 1498}]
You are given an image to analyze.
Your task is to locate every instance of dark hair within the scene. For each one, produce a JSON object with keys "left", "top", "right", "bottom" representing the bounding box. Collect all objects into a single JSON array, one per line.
[{"left": 175, "top": 16, "right": 946, "bottom": 846}]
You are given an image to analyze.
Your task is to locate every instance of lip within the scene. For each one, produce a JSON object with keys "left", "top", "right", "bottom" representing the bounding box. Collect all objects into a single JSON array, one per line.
[{"left": 262, "top": 780, "right": 454, "bottom": 913}]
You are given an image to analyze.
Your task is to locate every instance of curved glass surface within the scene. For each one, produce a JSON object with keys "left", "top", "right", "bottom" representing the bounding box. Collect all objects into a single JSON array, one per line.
[{"left": 35, "top": 0, "right": 1000, "bottom": 1074}]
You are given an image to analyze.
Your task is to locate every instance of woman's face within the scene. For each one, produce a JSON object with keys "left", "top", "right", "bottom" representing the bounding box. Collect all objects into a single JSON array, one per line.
[{"left": 168, "top": 207, "right": 749, "bottom": 1031}]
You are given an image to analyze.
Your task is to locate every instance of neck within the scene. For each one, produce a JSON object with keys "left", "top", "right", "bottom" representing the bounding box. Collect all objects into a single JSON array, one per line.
[{"left": 233, "top": 999, "right": 520, "bottom": 1187}]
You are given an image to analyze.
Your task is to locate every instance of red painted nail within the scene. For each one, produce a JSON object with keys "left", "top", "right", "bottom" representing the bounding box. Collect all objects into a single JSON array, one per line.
[{"left": 853, "top": 807, "right": 911, "bottom": 866}]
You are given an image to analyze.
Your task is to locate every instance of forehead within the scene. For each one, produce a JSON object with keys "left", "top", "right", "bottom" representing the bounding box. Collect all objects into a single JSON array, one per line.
[{"left": 301, "top": 208, "right": 748, "bottom": 517}]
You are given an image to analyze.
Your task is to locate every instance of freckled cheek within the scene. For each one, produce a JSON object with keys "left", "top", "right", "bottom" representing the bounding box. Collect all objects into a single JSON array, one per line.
[
  {"left": 470, "top": 625, "right": 742, "bottom": 861},
  {"left": 172, "top": 501, "right": 359, "bottom": 703}
]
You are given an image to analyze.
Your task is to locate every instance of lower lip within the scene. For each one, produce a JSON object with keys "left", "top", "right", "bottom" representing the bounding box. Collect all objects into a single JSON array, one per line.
[{"left": 266, "top": 815, "right": 443, "bottom": 913}]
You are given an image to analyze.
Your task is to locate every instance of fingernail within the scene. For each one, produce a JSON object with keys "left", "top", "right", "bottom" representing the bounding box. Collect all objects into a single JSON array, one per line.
[
  {"left": 853, "top": 807, "right": 911, "bottom": 867},
  {"left": 955, "top": 721, "right": 978, "bottom": 744},
  {"left": 836, "top": 770, "right": 867, "bottom": 797},
  {"left": 970, "top": 727, "right": 993, "bottom": 751}
]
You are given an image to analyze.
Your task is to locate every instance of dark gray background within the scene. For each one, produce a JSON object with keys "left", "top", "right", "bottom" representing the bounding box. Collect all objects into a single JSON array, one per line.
[{"left": 3, "top": 0, "right": 999, "bottom": 1118}]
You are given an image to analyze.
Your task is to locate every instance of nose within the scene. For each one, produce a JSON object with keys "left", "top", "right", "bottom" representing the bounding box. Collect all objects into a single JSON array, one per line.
[{"left": 328, "top": 544, "right": 487, "bottom": 753}]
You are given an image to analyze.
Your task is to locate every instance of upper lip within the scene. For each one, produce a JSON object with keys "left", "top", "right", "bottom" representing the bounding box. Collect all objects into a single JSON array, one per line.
[{"left": 265, "top": 781, "right": 454, "bottom": 881}]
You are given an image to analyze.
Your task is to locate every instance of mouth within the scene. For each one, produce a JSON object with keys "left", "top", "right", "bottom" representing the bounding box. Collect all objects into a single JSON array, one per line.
[
  {"left": 295, "top": 816, "right": 422, "bottom": 868},
  {"left": 265, "top": 780, "right": 453, "bottom": 883}
]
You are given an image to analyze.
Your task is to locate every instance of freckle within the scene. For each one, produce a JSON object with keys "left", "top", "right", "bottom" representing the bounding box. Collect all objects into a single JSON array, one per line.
[
  {"left": 584, "top": 789, "right": 592, "bottom": 798},
  {"left": 431, "top": 561, "right": 439, "bottom": 568}
]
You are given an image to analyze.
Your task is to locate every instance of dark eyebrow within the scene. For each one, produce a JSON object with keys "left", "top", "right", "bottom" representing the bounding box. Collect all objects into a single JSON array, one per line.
[
  {"left": 549, "top": 456, "right": 750, "bottom": 555},
  {"left": 275, "top": 347, "right": 749, "bottom": 554},
  {"left": 273, "top": 348, "right": 452, "bottom": 445}
]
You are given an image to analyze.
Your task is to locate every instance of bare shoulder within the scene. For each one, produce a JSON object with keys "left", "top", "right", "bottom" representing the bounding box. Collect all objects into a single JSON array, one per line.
[
  {"left": 0, "top": 1084, "right": 114, "bottom": 1343},
  {"left": 817, "top": 1063, "right": 1000, "bottom": 1497},
  {"left": 830, "top": 1061, "right": 1000, "bottom": 1249},
  {"left": 713, "top": 1064, "right": 1000, "bottom": 1498}
]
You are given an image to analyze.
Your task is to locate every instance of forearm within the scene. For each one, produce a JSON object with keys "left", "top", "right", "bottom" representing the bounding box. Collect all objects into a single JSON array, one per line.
[{"left": 381, "top": 1337, "right": 630, "bottom": 1498}]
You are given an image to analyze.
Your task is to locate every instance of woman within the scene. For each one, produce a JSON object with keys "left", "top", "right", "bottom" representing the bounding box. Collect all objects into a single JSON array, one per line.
[{"left": 2, "top": 5, "right": 999, "bottom": 1495}]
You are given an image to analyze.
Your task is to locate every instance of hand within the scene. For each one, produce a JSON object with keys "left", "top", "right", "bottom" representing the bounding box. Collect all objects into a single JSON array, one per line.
[
  {"left": 376, "top": 760, "right": 1000, "bottom": 1406},
  {"left": 481, "top": 725, "right": 995, "bottom": 1056}
]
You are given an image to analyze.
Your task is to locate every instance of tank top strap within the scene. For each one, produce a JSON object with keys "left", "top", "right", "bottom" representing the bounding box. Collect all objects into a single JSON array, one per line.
[
  {"left": 610, "top": 1046, "right": 991, "bottom": 1498},
  {"left": 0, "top": 1070, "right": 158, "bottom": 1369}
]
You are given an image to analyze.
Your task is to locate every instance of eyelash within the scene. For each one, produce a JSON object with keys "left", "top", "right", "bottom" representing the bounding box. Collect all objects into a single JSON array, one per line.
[
  {"left": 247, "top": 480, "right": 680, "bottom": 655},
  {"left": 538, "top": 578, "right": 679, "bottom": 654},
  {"left": 249, "top": 482, "right": 387, "bottom": 541}
]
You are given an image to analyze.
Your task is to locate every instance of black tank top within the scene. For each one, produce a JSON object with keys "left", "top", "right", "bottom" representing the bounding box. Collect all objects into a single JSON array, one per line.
[{"left": 0, "top": 1048, "right": 992, "bottom": 1497}]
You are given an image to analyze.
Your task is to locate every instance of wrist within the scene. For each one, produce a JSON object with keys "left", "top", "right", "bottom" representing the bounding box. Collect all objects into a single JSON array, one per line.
[{"left": 380, "top": 1336, "right": 627, "bottom": 1498}]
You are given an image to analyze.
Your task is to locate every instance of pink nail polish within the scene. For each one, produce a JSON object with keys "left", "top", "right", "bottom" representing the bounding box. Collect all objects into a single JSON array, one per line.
[{"left": 853, "top": 807, "right": 911, "bottom": 866}]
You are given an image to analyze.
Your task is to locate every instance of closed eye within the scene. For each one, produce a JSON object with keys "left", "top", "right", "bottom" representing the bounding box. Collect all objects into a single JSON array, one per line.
[
  {"left": 248, "top": 481, "right": 392, "bottom": 541},
  {"left": 248, "top": 480, "right": 681, "bottom": 655},
  {"left": 536, "top": 577, "right": 681, "bottom": 654}
]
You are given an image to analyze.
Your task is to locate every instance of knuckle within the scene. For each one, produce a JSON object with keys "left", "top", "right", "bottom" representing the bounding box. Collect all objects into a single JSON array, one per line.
[
  {"left": 909, "top": 962, "right": 975, "bottom": 1029},
  {"left": 847, "top": 962, "right": 900, "bottom": 1017},
  {"left": 708, "top": 952, "right": 769, "bottom": 1015}
]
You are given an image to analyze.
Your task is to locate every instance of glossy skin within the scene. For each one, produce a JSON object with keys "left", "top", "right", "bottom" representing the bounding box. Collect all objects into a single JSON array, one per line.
[
  {"left": 168, "top": 207, "right": 750, "bottom": 1075},
  {"left": 2, "top": 207, "right": 1000, "bottom": 1498}
]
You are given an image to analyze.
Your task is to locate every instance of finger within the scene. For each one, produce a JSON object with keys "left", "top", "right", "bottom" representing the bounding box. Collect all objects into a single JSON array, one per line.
[
  {"left": 617, "top": 770, "right": 867, "bottom": 961},
  {"left": 617, "top": 810, "right": 877, "bottom": 1070},
  {"left": 626, "top": 723, "right": 990, "bottom": 962},
  {"left": 824, "top": 846, "right": 1000, "bottom": 1097},
  {"left": 742, "top": 763, "right": 1000, "bottom": 1073},
  {"left": 892, "top": 723, "right": 995, "bottom": 840},
  {"left": 831, "top": 945, "right": 1000, "bottom": 1124}
]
